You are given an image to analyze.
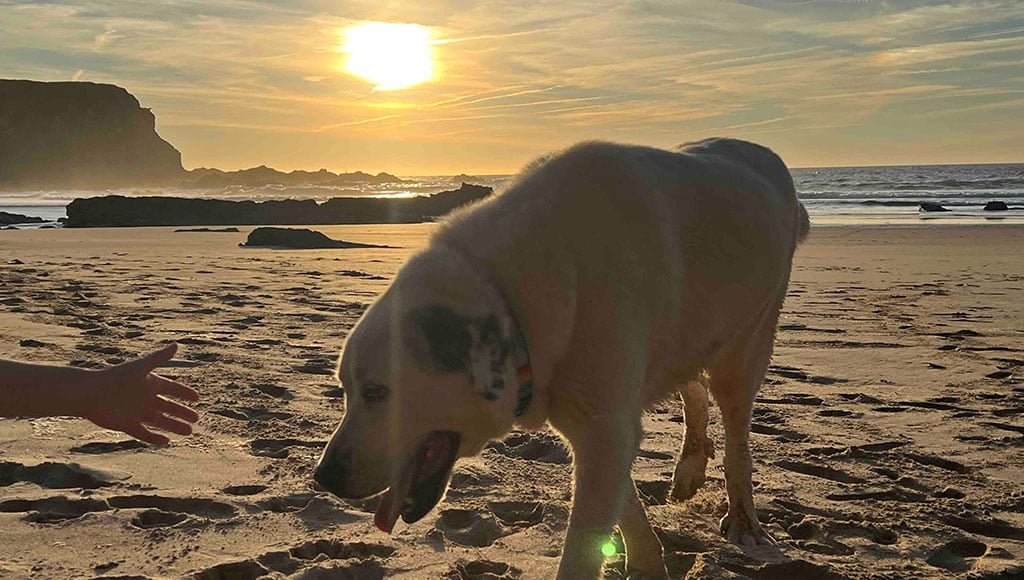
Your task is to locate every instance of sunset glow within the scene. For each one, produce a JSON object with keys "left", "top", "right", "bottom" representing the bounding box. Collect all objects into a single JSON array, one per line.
[{"left": 342, "top": 22, "right": 434, "bottom": 91}]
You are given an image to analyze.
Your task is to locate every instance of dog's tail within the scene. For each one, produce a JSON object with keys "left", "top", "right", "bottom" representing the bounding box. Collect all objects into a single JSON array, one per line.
[{"left": 796, "top": 201, "right": 810, "bottom": 244}]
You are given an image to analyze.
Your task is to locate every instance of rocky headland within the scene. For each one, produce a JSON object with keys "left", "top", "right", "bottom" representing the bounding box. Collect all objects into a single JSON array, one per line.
[{"left": 0, "top": 80, "right": 184, "bottom": 189}]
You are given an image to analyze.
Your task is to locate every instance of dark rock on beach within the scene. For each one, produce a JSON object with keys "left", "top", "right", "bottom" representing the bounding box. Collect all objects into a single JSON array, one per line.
[
  {"left": 0, "top": 80, "right": 184, "bottom": 189},
  {"left": 984, "top": 201, "right": 1009, "bottom": 211},
  {"left": 64, "top": 183, "right": 492, "bottom": 227},
  {"left": 240, "top": 227, "right": 390, "bottom": 249},
  {"left": 919, "top": 201, "right": 950, "bottom": 212},
  {"left": 0, "top": 211, "right": 44, "bottom": 225}
]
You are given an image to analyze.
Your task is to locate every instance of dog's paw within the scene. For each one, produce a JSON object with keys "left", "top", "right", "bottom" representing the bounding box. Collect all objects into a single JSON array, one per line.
[
  {"left": 623, "top": 546, "right": 668, "bottom": 580},
  {"left": 668, "top": 455, "right": 707, "bottom": 502},
  {"left": 720, "top": 512, "right": 775, "bottom": 547},
  {"left": 625, "top": 568, "right": 670, "bottom": 580}
]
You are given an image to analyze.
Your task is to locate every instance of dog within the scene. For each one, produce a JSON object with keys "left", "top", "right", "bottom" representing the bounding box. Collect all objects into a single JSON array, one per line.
[{"left": 314, "top": 138, "right": 809, "bottom": 578}]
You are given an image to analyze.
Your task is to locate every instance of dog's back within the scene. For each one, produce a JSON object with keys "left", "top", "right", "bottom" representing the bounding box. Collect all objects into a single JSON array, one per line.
[{"left": 435, "top": 138, "right": 808, "bottom": 403}]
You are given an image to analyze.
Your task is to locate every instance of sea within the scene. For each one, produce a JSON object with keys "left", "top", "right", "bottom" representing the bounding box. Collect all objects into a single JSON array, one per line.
[{"left": 2, "top": 163, "right": 1023, "bottom": 229}]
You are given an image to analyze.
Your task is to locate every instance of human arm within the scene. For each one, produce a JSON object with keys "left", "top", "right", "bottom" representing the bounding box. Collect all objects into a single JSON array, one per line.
[{"left": 0, "top": 343, "right": 199, "bottom": 445}]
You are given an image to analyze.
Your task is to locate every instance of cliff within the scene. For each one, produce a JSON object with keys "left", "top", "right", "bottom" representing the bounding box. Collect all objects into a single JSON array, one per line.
[
  {"left": 64, "top": 183, "right": 493, "bottom": 228},
  {"left": 0, "top": 80, "right": 184, "bottom": 189}
]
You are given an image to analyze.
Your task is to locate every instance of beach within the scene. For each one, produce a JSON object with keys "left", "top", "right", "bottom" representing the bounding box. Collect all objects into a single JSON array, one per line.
[{"left": 1, "top": 223, "right": 1022, "bottom": 579}]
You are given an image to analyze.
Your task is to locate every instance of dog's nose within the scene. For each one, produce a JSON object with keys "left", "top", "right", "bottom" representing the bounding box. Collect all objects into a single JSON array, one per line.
[{"left": 313, "top": 453, "right": 349, "bottom": 496}]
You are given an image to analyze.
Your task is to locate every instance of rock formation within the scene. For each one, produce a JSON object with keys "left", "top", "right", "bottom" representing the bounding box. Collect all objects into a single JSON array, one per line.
[
  {"left": 0, "top": 80, "right": 184, "bottom": 189},
  {"left": 186, "top": 166, "right": 404, "bottom": 188},
  {"left": 64, "top": 183, "right": 493, "bottom": 227},
  {"left": 0, "top": 211, "right": 44, "bottom": 225},
  {"left": 919, "top": 201, "right": 950, "bottom": 212},
  {"left": 240, "top": 227, "right": 390, "bottom": 249}
]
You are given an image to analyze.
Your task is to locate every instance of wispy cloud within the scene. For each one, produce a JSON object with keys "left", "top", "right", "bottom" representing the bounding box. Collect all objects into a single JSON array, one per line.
[{"left": 1, "top": 0, "right": 1020, "bottom": 171}]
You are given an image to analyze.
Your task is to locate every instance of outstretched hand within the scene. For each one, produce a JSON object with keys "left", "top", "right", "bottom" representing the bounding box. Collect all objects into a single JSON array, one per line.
[{"left": 81, "top": 343, "right": 199, "bottom": 445}]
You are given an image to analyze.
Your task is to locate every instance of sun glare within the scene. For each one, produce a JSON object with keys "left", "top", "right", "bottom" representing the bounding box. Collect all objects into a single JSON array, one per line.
[{"left": 342, "top": 22, "right": 434, "bottom": 91}]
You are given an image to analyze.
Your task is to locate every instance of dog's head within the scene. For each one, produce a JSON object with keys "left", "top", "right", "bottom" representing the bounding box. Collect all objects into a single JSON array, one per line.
[{"left": 314, "top": 250, "right": 525, "bottom": 532}]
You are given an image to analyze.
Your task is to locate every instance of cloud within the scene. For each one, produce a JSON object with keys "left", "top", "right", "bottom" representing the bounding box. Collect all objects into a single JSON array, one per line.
[{"left": 0, "top": 0, "right": 1020, "bottom": 171}]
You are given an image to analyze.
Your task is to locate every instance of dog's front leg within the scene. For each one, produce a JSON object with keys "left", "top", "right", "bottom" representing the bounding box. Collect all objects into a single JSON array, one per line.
[
  {"left": 557, "top": 416, "right": 638, "bottom": 580},
  {"left": 619, "top": 478, "right": 669, "bottom": 578}
]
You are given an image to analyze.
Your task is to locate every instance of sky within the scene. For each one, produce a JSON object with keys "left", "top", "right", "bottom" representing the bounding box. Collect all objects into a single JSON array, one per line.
[{"left": 1, "top": 0, "right": 1022, "bottom": 174}]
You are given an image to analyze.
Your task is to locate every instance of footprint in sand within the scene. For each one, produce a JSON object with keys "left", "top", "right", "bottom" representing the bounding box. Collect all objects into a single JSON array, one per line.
[
  {"left": 107, "top": 495, "right": 237, "bottom": 519},
  {"left": 943, "top": 515, "right": 1024, "bottom": 541},
  {"left": 292, "top": 357, "right": 336, "bottom": 375},
  {"left": 981, "top": 421, "right": 1024, "bottom": 436},
  {"left": 447, "top": 559, "right": 522, "bottom": 580},
  {"left": 749, "top": 422, "right": 807, "bottom": 442},
  {"left": 70, "top": 440, "right": 146, "bottom": 454},
  {"left": 486, "top": 432, "right": 571, "bottom": 464},
  {"left": 248, "top": 438, "right": 325, "bottom": 459},
  {"left": 903, "top": 452, "right": 971, "bottom": 474},
  {"left": 826, "top": 488, "right": 928, "bottom": 503},
  {"left": 926, "top": 539, "right": 988, "bottom": 572},
  {"left": 636, "top": 480, "right": 672, "bottom": 506},
  {"left": 487, "top": 501, "right": 546, "bottom": 528},
  {"left": 212, "top": 406, "right": 294, "bottom": 422},
  {"left": 289, "top": 539, "right": 395, "bottom": 561},
  {"left": 130, "top": 509, "right": 189, "bottom": 529},
  {"left": 222, "top": 484, "right": 268, "bottom": 496},
  {"left": 192, "top": 559, "right": 271, "bottom": 580},
  {"left": 0, "top": 460, "right": 116, "bottom": 489},
  {"left": 774, "top": 460, "right": 866, "bottom": 484},
  {"left": 817, "top": 409, "right": 861, "bottom": 418},
  {"left": 723, "top": 559, "right": 846, "bottom": 579},
  {"left": 0, "top": 496, "right": 109, "bottom": 523},
  {"left": 252, "top": 383, "right": 294, "bottom": 399},
  {"left": 257, "top": 493, "right": 315, "bottom": 513},
  {"left": 436, "top": 508, "right": 509, "bottom": 547}
]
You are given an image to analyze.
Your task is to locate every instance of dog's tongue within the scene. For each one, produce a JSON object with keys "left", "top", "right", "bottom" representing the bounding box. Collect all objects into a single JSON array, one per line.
[
  {"left": 372, "top": 432, "right": 454, "bottom": 534},
  {"left": 374, "top": 489, "right": 401, "bottom": 533}
]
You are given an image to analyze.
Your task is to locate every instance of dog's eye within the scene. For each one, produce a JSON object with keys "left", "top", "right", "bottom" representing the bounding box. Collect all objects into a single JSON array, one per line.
[{"left": 362, "top": 383, "right": 389, "bottom": 403}]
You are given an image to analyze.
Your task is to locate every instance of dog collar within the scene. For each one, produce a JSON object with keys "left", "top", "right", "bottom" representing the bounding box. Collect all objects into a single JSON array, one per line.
[{"left": 511, "top": 323, "right": 533, "bottom": 417}]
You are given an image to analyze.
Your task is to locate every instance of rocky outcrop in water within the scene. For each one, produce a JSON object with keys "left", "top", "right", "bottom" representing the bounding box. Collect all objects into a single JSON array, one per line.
[
  {"left": 64, "top": 183, "right": 492, "bottom": 228},
  {"left": 0, "top": 80, "right": 184, "bottom": 189},
  {"left": 0, "top": 211, "right": 44, "bottom": 225},
  {"left": 919, "top": 202, "right": 950, "bottom": 212}
]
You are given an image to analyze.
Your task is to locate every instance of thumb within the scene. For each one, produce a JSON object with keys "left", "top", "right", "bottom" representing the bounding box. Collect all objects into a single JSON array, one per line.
[{"left": 125, "top": 343, "right": 178, "bottom": 374}]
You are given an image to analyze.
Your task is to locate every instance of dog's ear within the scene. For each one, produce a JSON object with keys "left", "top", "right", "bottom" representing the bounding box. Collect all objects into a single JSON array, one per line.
[{"left": 409, "top": 304, "right": 472, "bottom": 373}]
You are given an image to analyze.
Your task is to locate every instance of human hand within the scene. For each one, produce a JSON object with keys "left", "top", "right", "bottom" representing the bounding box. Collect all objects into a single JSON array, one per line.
[{"left": 80, "top": 343, "right": 200, "bottom": 445}]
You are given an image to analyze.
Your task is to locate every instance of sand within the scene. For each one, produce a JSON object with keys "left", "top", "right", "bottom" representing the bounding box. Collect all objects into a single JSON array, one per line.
[{"left": 1, "top": 223, "right": 1022, "bottom": 579}]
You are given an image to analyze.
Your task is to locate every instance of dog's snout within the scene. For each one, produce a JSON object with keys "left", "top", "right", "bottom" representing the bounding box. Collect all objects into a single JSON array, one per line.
[{"left": 313, "top": 451, "right": 350, "bottom": 496}]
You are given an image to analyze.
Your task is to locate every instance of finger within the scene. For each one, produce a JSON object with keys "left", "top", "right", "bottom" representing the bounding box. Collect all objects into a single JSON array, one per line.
[
  {"left": 150, "top": 374, "right": 199, "bottom": 402},
  {"left": 126, "top": 343, "right": 178, "bottom": 374},
  {"left": 144, "top": 412, "right": 193, "bottom": 436},
  {"left": 125, "top": 424, "right": 170, "bottom": 446},
  {"left": 155, "top": 396, "right": 199, "bottom": 423}
]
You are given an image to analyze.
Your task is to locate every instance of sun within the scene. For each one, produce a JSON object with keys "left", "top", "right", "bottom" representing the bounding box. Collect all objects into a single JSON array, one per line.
[{"left": 341, "top": 22, "right": 434, "bottom": 91}]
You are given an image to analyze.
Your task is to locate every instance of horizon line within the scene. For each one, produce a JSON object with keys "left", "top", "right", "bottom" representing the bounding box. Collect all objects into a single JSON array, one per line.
[{"left": 182, "top": 159, "right": 1024, "bottom": 178}]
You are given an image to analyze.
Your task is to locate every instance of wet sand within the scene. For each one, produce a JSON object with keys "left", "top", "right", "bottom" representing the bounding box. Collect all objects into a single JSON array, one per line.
[{"left": 1, "top": 224, "right": 1022, "bottom": 579}]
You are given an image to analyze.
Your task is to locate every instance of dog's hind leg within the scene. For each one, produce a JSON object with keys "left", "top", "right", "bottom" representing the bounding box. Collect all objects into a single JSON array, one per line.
[
  {"left": 669, "top": 378, "right": 714, "bottom": 502},
  {"left": 708, "top": 307, "right": 781, "bottom": 547},
  {"left": 618, "top": 477, "right": 669, "bottom": 578}
]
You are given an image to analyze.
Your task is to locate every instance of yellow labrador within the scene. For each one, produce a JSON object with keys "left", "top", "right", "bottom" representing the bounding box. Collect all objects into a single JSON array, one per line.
[{"left": 315, "top": 138, "right": 809, "bottom": 578}]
